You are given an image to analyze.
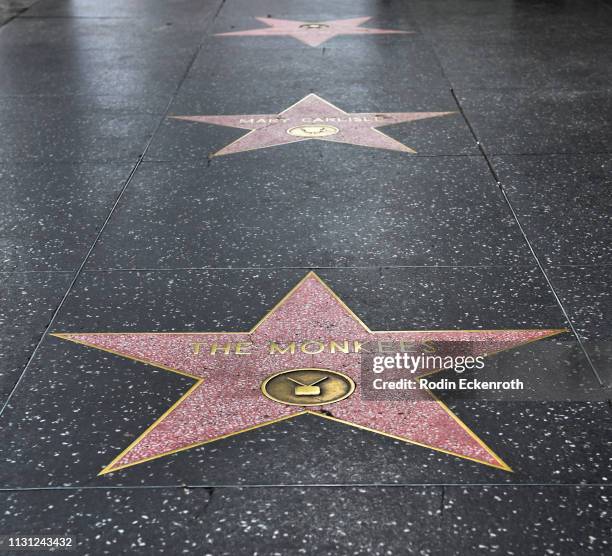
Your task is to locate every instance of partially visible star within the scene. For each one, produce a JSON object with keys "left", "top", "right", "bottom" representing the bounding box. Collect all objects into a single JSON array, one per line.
[
  {"left": 215, "top": 16, "right": 413, "bottom": 47},
  {"left": 171, "top": 94, "right": 455, "bottom": 156}
]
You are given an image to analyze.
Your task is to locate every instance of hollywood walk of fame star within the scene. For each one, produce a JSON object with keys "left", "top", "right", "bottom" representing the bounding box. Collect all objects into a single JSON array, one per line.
[
  {"left": 171, "top": 93, "right": 455, "bottom": 156},
  {"left": 52, "top": 273, "right": 565, "bottom": 475},
  {"left": 215, "top": 16, "right": 413, "bottom": 47}
]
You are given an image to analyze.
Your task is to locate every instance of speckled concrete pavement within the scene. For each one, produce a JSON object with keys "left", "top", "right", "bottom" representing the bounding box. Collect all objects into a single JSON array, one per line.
[{"left": 0, "top": 0, "right": 611, "bottom": 554}]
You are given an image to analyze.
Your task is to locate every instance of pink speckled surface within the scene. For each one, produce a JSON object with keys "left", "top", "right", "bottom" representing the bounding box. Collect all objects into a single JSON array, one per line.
[
  {"left": 58, "top": 274, "right": 562, "bottom": 472},
  {"left": 171, "top": 93, "right": 454, "bottom": 156},
  {"left": 215, "top": 17, "right": 412, "bottom": 47}
]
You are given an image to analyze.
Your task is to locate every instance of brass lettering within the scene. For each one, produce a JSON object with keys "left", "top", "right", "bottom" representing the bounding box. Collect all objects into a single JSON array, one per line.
[
  {"left": 423, "top": 340, "right": 437, "bottom": 353},
  {"left": 330, "top": 340, "right": 349, "bottom": 354},
  {"left": 301, "top": 340, "right": 325, "bottom": 354},
  {"left": 210, "top": 342, "right": 232, "bottom": 355},
  {"left": 377, "top": 340, "right": 395, "bottom": 353},
  {"left": 269, "top": 341, "right": 296, "bottom": 355},
  {"left": 235, "top": 342, "right": 253, "bottom": 355}
]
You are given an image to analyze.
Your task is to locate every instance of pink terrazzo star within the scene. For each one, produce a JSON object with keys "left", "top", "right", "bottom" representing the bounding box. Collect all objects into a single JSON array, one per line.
[
  {"left": 53, "top": 273, "right": 565, "bottom": 475},
  {"left": 215, "top": 16, "right": 413, "bottom": 47},
  {"left": 171, "top": 93, "right": 455, "bottom": 156}
]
